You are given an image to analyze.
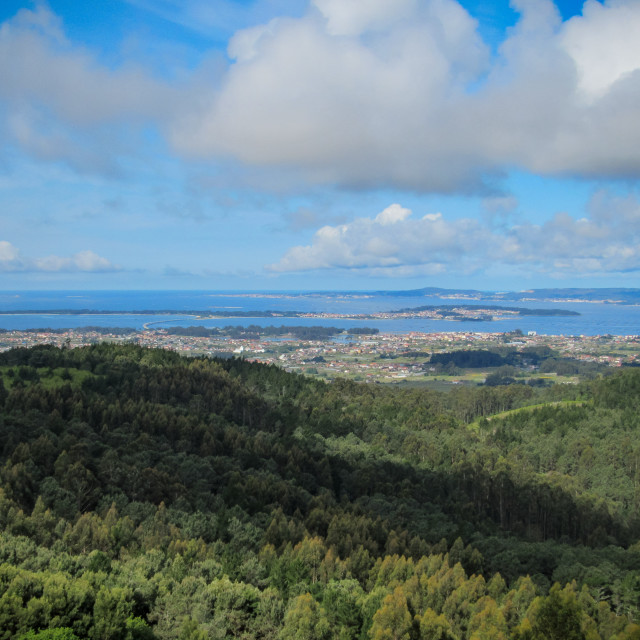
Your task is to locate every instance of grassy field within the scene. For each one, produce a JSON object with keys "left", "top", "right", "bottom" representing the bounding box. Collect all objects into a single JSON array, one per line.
[
  {"left": 469, "top": 400, "right": 587, "bottom": 430},
  {"left": 0, "top": 365, "right": 94, "bottom": 390}
]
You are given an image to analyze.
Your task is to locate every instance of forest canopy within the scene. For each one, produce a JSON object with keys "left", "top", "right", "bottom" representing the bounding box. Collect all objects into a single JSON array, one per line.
[{"left": 0, "top": 343, "right": 638, "bottom": 639}]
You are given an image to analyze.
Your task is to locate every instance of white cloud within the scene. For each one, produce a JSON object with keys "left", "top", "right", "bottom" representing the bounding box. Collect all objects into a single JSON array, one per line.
[
  {"left": 0, "top": 240, "right": 20, "bottom": 263},
  {"left": 0, "top": 6, "right": 174, "bottom": 124},
  {"left": 0, "top": 241, "right": 119, "bottom": 273},
  {"left": 313, "top": 0, "right": 418, "bottom": 36},
  {"left": 170, "top": 0, "right": 492, "bottom": 191},
  {"left": 375, "top": 204, "right": 412, "bottom": 225},
  {"left": 269, "top": 191, "right": 640, "bottom": 277},
  {"left": 502, "top": 189, "right": 640, "bottom": 273},
  {"left": 269, "top": 203, "right": 493, "bottom": 272},
  {"left": 0, "top": 5, "right": 178, "bottom": 173},
  {"left": 562, "top": 0, "right": 640, "bottom": 100},
  {"left": 3, "top": 1, "right": 640, "bottom": 193},
  {"left": 170, "top": 0, "right": 640, "bottom": 191},
  {"left": 71, "top": 250, "right": 117, "bottom": 272}
]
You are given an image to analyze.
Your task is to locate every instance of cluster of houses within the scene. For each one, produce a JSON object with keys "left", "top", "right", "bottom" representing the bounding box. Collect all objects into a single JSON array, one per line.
[{"left": 2, "top": 327, "right": 638, "bottom": 384}]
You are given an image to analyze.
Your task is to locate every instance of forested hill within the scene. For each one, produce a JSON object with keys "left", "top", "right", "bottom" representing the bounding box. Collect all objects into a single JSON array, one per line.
[{"left": 0, "top": 344, "right": 639, "bottom": 639}]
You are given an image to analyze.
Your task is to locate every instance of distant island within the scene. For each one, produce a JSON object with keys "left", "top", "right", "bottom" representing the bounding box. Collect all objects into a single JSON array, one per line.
[{"left": 390, "top": 304, "right": 580, "bottom": 319}]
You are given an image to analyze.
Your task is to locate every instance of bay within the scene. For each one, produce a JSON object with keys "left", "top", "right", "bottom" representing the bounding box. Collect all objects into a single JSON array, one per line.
[{"left": 0, "top": 290, "right": 639, "bottom": 336}]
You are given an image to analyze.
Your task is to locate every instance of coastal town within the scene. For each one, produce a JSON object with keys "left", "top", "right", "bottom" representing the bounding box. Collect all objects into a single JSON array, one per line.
[{"left": 2, "top": 326, "right": 638, "bottom": 386}]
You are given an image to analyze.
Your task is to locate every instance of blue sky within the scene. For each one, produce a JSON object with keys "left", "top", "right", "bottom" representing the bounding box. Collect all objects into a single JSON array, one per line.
[{"left": 1, "top": 0, "right": 639, "bottom": 292}]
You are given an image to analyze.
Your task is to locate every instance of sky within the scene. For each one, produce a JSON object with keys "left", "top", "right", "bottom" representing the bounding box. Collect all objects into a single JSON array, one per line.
[{"left": 1, "top": 0, "right": 640, "bottom": 292}]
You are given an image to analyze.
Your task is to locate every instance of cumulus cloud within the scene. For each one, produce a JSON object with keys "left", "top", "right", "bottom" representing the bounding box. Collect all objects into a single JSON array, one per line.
[
  {"left": 169, "top": 0, "right": 640, "bottom": 191},
  {"left": 170, "top": 0, "right": 493, "bottom": 191},
  {"left": 562, "top": 0, "right": 640, "bottom": 100},
  {"left": 4, "top": 1, "right": 640, "bottom": 192},
  {"left": 375, "top": 204, "right": 412, "bottom": 226},
  {"left": 314, "top": 0, "right": 419, "bottom": 36},
  {"left": 0, "top": 242, "right": 119, "bottom": 273},
  {"left": 269, "top": 191, "right": 640, "bottom": 277},
  {"left": 269, "top": 203, "right": 494, "bottom": 272}
]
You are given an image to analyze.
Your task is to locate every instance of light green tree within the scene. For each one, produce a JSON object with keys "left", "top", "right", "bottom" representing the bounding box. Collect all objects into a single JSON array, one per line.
[
  {"left": 369, "top": 586, "right": 413, "bottom": 640},
  {"left": 279, "top": 593, "right": 331, "bottom": 640}
]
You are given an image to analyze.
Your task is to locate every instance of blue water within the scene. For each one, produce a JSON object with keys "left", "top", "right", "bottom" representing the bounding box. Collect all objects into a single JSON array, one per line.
[{"left": 0, "top": 290, "right": 639, "bottom": 336}]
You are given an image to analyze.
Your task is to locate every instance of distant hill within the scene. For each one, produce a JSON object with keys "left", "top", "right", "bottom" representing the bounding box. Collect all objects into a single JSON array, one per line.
[
  {"left": 496, "top": 287, "right": 640, "bottom": 303},
  {"left": 370, "top": 286, "right": 640, "bottom": 304}
]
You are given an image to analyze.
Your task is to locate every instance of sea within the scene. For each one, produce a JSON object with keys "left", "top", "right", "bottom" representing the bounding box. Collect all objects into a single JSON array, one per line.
[{"left": 0, "top": 290, "right": 639, "bottom": 336}]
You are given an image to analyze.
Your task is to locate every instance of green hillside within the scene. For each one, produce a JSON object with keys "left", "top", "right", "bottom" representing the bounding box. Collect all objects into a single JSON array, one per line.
[{"left": 0, "top": 344, "right": 638, "bottom": 639}]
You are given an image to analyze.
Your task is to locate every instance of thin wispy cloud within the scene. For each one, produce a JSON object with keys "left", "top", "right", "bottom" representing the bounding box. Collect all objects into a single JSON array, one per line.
[{"left": 124, "top": 0, "right": 308, "bottom": 38}]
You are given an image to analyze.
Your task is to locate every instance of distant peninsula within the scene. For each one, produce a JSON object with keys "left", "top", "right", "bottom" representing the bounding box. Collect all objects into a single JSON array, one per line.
[
  {"left": 0, "top": 304, "right": 578, "bottom": 322},
  {"left": 390, "top": 305, "right": 580, "bottom": 319}
]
